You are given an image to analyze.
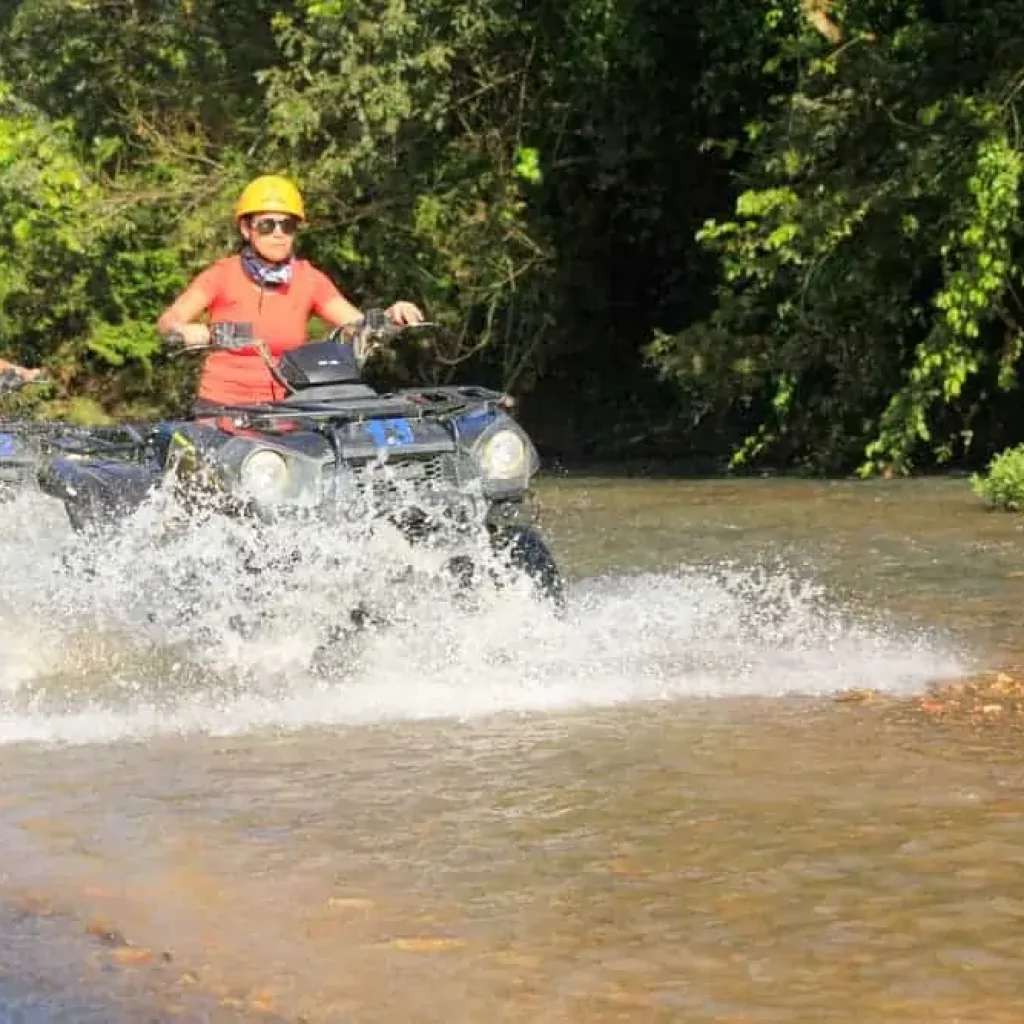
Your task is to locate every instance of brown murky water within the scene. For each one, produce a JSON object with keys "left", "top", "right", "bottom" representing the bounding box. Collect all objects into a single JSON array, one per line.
[
  {"left": 550, "top": 475, "right": 1024, "bottom": 661},
  {"left": 2, "top": 475, "right": 1024, "bottom": 1022}
]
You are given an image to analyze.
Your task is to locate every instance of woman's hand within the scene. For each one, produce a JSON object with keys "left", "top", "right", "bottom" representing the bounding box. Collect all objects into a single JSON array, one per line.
[
  {"left": 179, "top": 324, "right": 212, "bottom": 349},
  {"left": 385, "top": 301, "right": 425, "bottom": 326}
]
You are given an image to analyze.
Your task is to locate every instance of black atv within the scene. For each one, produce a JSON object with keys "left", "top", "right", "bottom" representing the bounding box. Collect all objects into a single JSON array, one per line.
[{"left": 31, "top": 316, "right": 565, "bottom": 613}]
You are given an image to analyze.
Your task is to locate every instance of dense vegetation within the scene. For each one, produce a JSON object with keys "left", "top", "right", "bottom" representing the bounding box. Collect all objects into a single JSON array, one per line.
[{"left": 2, "top": 0, "right": 1024, "bottom": 475}]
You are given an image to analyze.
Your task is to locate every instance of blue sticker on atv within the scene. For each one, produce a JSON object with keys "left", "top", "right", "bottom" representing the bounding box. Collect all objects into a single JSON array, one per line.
[
  {"left": 365, "top": 418, "right": 414, "bottom": 447},
  {"left": 0, "top": 433, "right": 15, "bottom": 457}
]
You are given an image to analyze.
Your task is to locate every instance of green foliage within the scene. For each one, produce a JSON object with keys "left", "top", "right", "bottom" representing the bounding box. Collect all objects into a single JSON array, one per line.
[
  {"left": 972, "top": 444, "right": 1024, "bottom": 511},
  {"left": 0, "top": 1, "right": 290, "bottom": 418},
  {"left": 0, "top": 0, "right": 745, "bottom": 440},
  {"left": 863, "top": 131, "right": 1022, "bottom": 476},
  {"left": 647, "top": 0, "right": 1024, "bottom": 474},
  {"left": 260, "top": 0, "right": 559, "bottom": 385},
  {"left": 2, "top": 0, "right": 1024, "bottom": 473},
  {"left": 0, "top": 101, "right": 97, "bottom": 361}
]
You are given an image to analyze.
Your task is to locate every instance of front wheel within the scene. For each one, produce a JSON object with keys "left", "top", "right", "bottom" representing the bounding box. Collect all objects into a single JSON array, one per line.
[{"left": 488, "top": 525, "right": 566, "bottom": 611}]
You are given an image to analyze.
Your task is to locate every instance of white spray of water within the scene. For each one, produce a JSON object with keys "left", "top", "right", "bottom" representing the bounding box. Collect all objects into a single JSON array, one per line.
[{"left": 0, "top": 484, "right": 967, "bottom": 746}]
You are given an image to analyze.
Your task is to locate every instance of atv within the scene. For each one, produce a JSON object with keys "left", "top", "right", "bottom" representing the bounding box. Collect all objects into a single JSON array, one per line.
[
  {"left": 31, "top": 314, "right": 565, "bottom": 613},
  {"left": 0, "top": 371, "right": 93, "bottom": 501}
]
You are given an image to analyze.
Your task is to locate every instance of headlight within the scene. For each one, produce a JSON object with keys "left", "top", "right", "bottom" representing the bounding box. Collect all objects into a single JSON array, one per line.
[
  {"left": 239, "top": 449, "right": 291, "bottom": 502},
  {"left": 477, "top": 429, "right": 527, "bottom": 479}
]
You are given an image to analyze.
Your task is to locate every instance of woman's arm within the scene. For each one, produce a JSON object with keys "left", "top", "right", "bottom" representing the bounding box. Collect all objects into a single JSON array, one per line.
[
  {"left": 157, "top": 271, "right": 218, "bottom": 348},
  {"left": 310, "top": 268, "right": 424, "bottom": 329},
  {"left": 317, "top": 293, "right": 364, "bottom": 329},
  {"left": 0, "top": 359, "right": 40, "bottom": 379}
]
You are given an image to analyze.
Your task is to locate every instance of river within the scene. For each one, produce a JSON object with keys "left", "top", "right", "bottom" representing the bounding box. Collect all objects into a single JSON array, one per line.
[{"left": 0, "top": 474, "right": 1022, "bottom": 1022}]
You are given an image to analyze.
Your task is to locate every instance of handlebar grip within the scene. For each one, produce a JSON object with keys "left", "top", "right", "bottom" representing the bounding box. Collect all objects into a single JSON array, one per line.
[
  {"left": 361, "top": 307, "right": 391, "bottom": 333},
  {"left": 209, "top": 321, "right": 257, "bottom": 351},
  {"left": 0, "top": 369, "right": 24, "bottom": 394},
  {"left": 0, "top": 371, "right": 49, "bottom": 394}
]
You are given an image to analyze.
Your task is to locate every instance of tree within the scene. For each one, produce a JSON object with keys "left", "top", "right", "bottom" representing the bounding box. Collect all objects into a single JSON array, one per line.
[{"left": 648, "top": 0, "right": 1024, "bottom": 474}]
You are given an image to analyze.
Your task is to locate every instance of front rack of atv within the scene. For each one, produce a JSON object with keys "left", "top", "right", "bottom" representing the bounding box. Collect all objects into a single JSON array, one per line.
[
  {"left": 0, "top": 420, "right": 158, "bottom": 460},
  {"left": 0, "top": 384, "right": 515, "bottom": 464},
  {"left": 194, "top": 384, "right": 514, "bottom": 433}
]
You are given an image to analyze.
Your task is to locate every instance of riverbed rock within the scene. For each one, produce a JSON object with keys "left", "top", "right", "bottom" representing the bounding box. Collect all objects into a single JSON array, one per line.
[
  {"left": 111, "top": 946, "right": 154, "bottom": 966},
  {"left": 86, "top": 917, "right": 129, "bottom": 947},
  {"left": 834, "top": 688, "right": 886, "bottom": 704},
  {"left": 378, "top": 936, "right": 467, "bottom": 952}
]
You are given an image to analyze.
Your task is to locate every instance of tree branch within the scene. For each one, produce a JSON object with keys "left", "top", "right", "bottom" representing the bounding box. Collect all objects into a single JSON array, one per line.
[{"left": 801, "top": 0, "right": 842, "bottom": 44}]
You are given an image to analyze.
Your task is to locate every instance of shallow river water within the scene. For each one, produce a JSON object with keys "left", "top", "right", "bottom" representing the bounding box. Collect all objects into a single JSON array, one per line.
[{"left": 1, "top": 474, "right": 1023, "bottom": 1022}]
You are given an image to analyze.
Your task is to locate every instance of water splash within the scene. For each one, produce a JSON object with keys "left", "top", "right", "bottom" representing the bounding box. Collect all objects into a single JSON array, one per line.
[{"left": 0, "top": 487, "right": 966, "bottom": 746}]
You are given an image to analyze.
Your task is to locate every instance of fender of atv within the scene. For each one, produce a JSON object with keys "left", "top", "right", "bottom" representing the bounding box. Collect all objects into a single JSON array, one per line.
[{"left": 38, "top": 456, "right": 157, "bottom": 525}]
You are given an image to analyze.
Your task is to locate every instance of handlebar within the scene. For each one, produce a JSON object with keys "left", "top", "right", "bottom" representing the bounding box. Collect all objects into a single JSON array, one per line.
[
  {"left": 0, "top": 370, "right": 51, "bottom": 396},
  {"left": 166, "top": 311, "right": 436, "bottom": 365},
  {"left": 162, "top": 311, "right": 432, "bottom": 356},
  {"left": 209, "top": 321, "right": 257, "bottom": 351},
  {"left": 164, "top": 321, "right": 256, "bottom": 352},
  {"left": 163, "top": 311, "right": 435, "bottom": 398},
  {"left": 329, "top": 309, "right": 437, "bottom": 365},
  {"left": 0, "top": 370, "right": 23, "bottom": 395}
]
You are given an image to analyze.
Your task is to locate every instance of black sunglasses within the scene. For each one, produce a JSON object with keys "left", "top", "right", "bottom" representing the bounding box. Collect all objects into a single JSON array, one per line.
[{"left": 251, "top": 215, "right": 299, "bottom": 237}]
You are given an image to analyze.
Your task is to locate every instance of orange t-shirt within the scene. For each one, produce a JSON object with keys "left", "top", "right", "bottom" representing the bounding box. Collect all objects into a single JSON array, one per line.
[{"left": 183, "top": 255, "right": 343, "bottom": 405}]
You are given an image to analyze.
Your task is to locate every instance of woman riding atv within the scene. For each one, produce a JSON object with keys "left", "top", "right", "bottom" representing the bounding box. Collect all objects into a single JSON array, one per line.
[{"left": 157, "top": 175, "right": 424, "bottom": 409}]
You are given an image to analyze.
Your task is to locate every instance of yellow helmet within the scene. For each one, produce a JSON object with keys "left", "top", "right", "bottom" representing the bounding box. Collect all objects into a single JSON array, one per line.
[{"left": 234, "top": 175, "right": 305, "bottom": 222}]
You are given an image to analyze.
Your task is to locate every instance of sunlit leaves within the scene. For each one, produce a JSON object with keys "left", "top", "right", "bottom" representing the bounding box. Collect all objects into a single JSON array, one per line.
[{"left": 648, "top": 0, "right": 1024, "bottom": 474}]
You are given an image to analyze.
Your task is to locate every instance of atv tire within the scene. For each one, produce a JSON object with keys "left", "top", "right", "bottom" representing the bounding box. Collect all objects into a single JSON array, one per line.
[{"left": 489, "top": 525, "right": 566, "bottom": 611}]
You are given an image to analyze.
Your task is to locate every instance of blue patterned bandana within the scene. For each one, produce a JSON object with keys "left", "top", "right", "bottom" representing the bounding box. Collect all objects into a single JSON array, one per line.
[{"left": 240, "top": 246, "right": 293, "bottom": 287}]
